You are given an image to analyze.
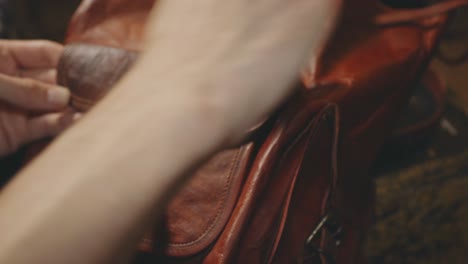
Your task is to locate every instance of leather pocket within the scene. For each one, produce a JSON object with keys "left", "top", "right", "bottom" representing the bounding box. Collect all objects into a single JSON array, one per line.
[{"left": 234, "top": 105, "right": 340, "bottom": 264}]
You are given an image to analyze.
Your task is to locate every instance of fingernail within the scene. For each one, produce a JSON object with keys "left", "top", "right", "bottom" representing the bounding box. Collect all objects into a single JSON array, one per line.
[{"left": 47, "top": 88, "right": 70, "bottom": 106}]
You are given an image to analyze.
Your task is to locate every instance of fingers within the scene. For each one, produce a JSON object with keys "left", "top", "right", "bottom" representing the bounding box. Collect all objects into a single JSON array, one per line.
[
  {"left": 19, "top": 69, "right": 57, "bottom": 85},
  {"left": 0, "top": 40, "right": 64, "bottom": 69},
  {"left": 0, "top": 73, "right": 70, "bottom": 111},
  {"left": 0, "top": 107, "right": 81, "bottom": 157},
  {"left": 26, "top": 110, "right": 82, "bottom": 144}
]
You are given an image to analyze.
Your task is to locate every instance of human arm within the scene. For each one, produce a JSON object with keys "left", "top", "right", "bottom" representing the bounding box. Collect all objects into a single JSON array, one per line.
[{"left": 0, "top": 0, "right": 341, "bottom": 263}]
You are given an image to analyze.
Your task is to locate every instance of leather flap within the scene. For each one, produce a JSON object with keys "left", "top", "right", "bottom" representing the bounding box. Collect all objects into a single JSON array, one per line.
[
  {"left": 57, "top": 44, "right": 253, "bottom": 256},
  {"left": 164, "top": 146, "right": 252, "bottom": 256}
]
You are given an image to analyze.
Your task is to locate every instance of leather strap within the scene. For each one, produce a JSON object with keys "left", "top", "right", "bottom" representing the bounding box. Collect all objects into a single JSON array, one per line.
[{"left": 375, "top": 0, "right": 468, "bottom": 25}]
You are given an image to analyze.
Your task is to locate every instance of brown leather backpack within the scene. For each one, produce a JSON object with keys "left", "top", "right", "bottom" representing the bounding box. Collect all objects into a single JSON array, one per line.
[{"left": 36, "top": 0, "right": 468, "bottom": 263}]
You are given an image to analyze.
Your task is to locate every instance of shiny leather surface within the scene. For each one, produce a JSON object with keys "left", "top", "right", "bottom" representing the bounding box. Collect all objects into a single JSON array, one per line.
[{"left": 53, "top": 0, "right": 466, "bottom": 263}]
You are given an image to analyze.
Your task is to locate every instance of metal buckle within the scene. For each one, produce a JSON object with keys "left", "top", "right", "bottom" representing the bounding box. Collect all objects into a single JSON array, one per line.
[{"left": 302, "top": 212, "right": 344, "bottom": 264}]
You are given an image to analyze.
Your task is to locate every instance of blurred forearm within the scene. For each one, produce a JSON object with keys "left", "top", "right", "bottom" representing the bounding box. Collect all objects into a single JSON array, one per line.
[
  {"left": 0, "top": 0, "right": 340, "bottom": 262},
  {"left": 0, "top": 58, "right": 227, "bottom": 263}
]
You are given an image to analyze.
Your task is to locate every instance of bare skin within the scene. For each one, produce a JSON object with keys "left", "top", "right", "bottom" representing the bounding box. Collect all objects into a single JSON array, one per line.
[
  {"left": 0, "top": 0, "right": 341, "bottom": 263},
  {"left": 0, "top": 40, "right": 75, "bottom": 157}
]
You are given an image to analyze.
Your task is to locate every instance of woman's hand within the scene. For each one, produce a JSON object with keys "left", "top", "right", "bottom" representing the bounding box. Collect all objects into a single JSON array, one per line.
[{"left": 0, "top": 40, "right": 77, "bottom": 157}]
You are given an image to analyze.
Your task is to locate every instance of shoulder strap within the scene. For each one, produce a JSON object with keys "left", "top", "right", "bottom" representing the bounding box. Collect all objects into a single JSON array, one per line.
[{"left": 375, "top": 0, "right": 468, "bottom": 25}]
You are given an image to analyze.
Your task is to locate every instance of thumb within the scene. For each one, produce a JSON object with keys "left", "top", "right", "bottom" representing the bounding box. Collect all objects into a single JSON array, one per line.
[{"left": 0, "top": 73, "right": 70, "bottom": 111}]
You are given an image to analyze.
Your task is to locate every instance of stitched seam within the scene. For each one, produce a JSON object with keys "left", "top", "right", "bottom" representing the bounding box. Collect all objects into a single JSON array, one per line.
[
  {"left": 169, "top": 148, "right": 243, "bottom": 248},
  {"left": 169, "top": 149, "right": 241, "bottom": 248},
  {"left": 71, "top": 94, "right": 95, "bottom": 110}
]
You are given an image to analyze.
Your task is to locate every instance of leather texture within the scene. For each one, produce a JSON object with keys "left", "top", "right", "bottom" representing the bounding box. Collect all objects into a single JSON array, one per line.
[
  {"left": 49, "top": 0, "right": 468, "bottom": 263},
  {"left": 58, "top": 44, "right": 137, "bottom": 111}
]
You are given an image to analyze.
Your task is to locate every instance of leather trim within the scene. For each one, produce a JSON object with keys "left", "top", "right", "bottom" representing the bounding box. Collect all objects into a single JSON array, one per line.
[
  {"left": 267, "top": 105, "right": 340, "bottom": 264},
  {"left": 165, "top": 146, "right": 253, "bottom": 256}
]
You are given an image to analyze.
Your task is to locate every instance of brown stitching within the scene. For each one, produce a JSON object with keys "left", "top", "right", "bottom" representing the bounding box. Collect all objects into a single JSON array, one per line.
[
  {"left": 71, "top": 94, "right": 95, "bottom": 110},
  {"left": 169, "top": 148, "right": 243, "bottom": 249}
]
